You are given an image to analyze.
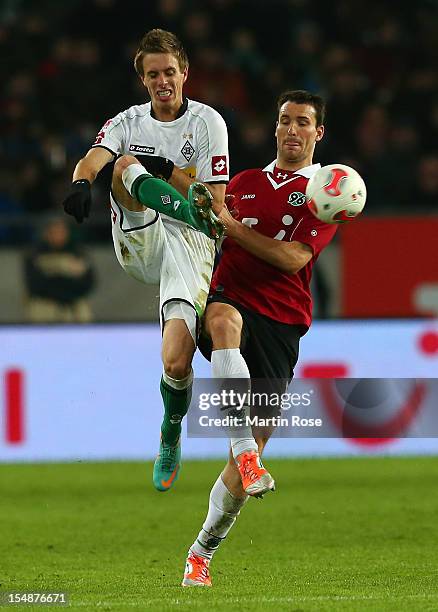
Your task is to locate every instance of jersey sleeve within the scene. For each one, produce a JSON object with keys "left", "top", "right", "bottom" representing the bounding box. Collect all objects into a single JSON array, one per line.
[
  {"left": 292, "top": 211, "right": 337, "bottom": 256},
  {"left": 91, "top": 113, "right": 125, "bottom": 157},
  {"left": 194, "top": 109, "right": 229, "bottom": 183}
]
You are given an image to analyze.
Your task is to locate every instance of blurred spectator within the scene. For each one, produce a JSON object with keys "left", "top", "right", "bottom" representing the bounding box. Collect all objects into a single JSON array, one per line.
[
  {"left": 384, "top": 119, "right": 420, "bottom": 209},
  {"left": 23, "top": 216, "right": 96, "bottom": 323},
  {"left": 285, "top": 21, "right": 324, "bottom": 93},
  {"left": 325, "top": 63, "right": 369, "bottom": 157},
  {"left": 155, "top": 0, "right": 184, "bottom": 32},
  {"left": 354, "top": 104, "right": 391, "bottom": 210},
  {"left": 182, "top": 10, "right": 213, "bottom": 52},
  {"left": 185, "top": 45, "right": 249, "bottom": 112},
  {"left": 20, "top": 161, "right": 55, "bottom": 214},
  {"left": 232, "top": 115, "right": 273, "bottom": 173},
  {"left": 412, "top": 154, "right": 438, "bottom": 212},
  {"left": 229, "top": 28, "right": 267, "bottom": 80}
]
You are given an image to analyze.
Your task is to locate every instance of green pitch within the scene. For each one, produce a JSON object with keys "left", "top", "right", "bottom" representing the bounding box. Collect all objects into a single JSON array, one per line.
[{"left": 1, "top": 457, "right": 438, "bottom": 611}]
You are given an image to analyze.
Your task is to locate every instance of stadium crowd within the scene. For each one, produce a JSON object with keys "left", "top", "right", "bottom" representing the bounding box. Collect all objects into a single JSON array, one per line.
[{"left": 1, "top": 0, "right": 437, "bottom": 245}]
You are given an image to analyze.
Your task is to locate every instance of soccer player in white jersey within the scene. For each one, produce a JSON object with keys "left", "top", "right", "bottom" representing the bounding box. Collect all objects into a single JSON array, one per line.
[
  {"left": 62, "top": 29, "right": 226, "bottom": 490},
  {"left": 62, "top": 29, "right": 268, "bottom": 494}
]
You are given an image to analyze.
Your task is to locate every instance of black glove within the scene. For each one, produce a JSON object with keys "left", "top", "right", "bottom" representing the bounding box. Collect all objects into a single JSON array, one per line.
[
  {"left": 136, "top": 155, "right": 174, "bottom": 181},
  {"left": 62, "top": 179, "right": 92, "bottom": 224}
]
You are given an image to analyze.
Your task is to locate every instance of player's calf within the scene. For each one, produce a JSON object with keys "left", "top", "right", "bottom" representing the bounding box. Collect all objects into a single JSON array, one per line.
[{"left": 182, "top": 475, "right": 248, "bottom": 586}]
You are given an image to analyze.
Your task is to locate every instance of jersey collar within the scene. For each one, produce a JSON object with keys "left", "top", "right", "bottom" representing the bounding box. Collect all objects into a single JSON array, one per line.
[
  {"left": 150, "top": 96, "right": 189, "bottom": 121},
  {"left": 262, "top": 160, "right": 321, "bottom": 178}
]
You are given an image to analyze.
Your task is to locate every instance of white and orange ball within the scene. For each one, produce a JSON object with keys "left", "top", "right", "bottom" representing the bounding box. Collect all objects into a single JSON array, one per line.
[{"left": 306, "top": 164, "right": 367, "bottom": 224}]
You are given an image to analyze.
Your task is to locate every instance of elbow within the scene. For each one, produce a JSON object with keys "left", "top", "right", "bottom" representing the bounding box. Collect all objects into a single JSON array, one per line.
[
  {"left": 277, "top": 260, "right": 299, "bottom": 276},
  {"left": 281, "top": 258, "right": 307, "bottom": 276},
  {"left": 281, "top": 248, "right": 313, "bottom": 276},
  {"left": 283, "top": 265, "right": 300, "bottom": 277}
]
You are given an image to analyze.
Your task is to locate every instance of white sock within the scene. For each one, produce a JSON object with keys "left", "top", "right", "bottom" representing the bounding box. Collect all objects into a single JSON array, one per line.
[
  {"left": 211, "top": 348, "right": 249, "bottom": 378},
  {"left": 121, "top": 163, "right": 151, "bottom": 196},
  {"left": 190, "top": 476, "right": 248, "bottom": 560},
  {"left": 211, "top": 349, "right": 258, "bottom": 458},
  {"left": 162, "top": 368, "right": 193, "bottom": 390}
]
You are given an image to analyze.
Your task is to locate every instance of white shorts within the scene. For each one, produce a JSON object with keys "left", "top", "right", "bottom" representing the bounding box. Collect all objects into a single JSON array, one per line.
[{"left": 110, "top": 192, "right": 215, "bottom": 343}]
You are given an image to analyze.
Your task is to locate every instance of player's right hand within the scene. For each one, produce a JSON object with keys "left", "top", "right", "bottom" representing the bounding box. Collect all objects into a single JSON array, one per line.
[
  {"left": 136, "top": 155, "right": 174, "bottom": 181},
  {"left": 62, "top": 179, "right": 92, "bottom": 223}
]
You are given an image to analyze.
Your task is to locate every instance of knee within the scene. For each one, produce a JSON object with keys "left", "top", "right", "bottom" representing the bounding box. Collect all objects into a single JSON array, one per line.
[
  {"left": 113, "top": 155, "right": 138, "bottom": 181},
  {"left": 163, "top": 354, "right": 192, "bottom": 380},
  {"left": 207, "top": 310, "right": 243, "bottom": 346}
]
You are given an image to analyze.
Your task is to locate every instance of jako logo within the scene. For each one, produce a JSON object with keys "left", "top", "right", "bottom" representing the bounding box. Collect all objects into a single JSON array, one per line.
[{"left": 2, "top": 369, "right": 24, "bottom": 444}]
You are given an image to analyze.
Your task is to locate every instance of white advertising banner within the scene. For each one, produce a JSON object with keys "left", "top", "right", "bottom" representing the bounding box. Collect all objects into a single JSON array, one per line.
[{"left": 1, "top": 321, "right": 437, "bottom": 462}]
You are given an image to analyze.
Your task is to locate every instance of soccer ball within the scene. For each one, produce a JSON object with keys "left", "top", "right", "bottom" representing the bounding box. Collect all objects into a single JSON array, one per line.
[{"left": 306, "top": 164, "right": 366, "bottom": 224}]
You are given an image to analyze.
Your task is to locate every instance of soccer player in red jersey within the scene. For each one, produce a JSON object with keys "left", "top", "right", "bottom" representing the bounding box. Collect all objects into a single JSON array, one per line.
[{"left": 182, "top": 90, "right": 337, "bottom": 586}]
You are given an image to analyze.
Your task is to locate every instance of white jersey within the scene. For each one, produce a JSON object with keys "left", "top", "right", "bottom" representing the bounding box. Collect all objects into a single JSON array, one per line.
[{"left": 92, "top": 98, "right": 229, "bottom": 183}]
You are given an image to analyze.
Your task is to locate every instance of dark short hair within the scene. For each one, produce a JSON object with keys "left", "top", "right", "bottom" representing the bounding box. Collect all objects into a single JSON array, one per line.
[
  {"left": 277, "top": 90, "right": 326, "bottom": 127},
  {"left": 134, "top": 29, "right": 189, "bottom": 77}
]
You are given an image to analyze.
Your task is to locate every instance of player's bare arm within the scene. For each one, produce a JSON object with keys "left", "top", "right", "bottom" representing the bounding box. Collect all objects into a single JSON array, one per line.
[
  {"left": 219, "top": 206, "right": 313, "bottom": 275},
  {"left": 73, "top": 147, "right": 114, "bottom": 183}
]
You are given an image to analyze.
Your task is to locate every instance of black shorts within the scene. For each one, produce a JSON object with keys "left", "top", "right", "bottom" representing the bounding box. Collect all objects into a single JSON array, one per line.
[{"left": 198, "top": 293, "right": 303, "bottom": 383}]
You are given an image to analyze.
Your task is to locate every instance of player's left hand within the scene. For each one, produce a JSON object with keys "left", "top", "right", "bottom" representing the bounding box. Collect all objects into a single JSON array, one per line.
[
  {"left": 218, "top": 204, "right": 238, "bottom": 236},
  {"left": 224, "top": 194, "right": 237, "bottom": 215},
  {"left": 136, "top": 155, "right": 174, "bottom": 181}
]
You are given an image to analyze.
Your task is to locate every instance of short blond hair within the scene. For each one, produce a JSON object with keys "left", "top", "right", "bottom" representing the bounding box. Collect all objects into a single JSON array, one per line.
[{"left": 134, "top": 29, "right": 189, "bottom": 77}]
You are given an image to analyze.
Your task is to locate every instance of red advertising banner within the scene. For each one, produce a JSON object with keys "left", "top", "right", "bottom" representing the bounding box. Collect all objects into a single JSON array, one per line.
[{"left": 341, "top": 217, "right": 438, "bottom": 317}]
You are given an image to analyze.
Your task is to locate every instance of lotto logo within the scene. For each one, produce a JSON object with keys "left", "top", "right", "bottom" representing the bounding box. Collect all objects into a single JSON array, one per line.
[
  {"left": 212, "top": 156, "right": 228, "bottom": 176},
  {"left": 129, "top": 145, "right": 155, "bottom": 154}
]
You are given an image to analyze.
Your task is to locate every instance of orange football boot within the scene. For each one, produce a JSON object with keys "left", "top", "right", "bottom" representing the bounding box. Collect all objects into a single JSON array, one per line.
[
  {"left": 236, "top": 450, "right": 275, "bottom": 497},
  {"left": 181, "top": 552, "right": 212, "bottom": 587}
]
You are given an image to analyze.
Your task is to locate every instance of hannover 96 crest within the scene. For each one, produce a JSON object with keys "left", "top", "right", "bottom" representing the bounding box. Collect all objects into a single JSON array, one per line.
[{"left": 288, "top": 191, "right": 306, "bottom": 206}]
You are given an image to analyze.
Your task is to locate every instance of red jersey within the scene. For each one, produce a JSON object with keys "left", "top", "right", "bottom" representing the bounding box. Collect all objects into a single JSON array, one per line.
[{"left": 211, "top": 161, "right": 337, "bottom": 330}]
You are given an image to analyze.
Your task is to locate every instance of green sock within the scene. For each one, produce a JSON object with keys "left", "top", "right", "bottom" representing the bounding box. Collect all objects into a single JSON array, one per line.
[
  {"left": 132, "top": 175, "right": 204, "bottom": 230},
  {"left": 160, "top": 376, "right": 192, "bottom": 445}
]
